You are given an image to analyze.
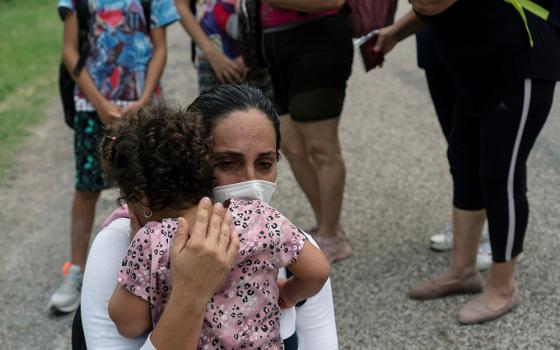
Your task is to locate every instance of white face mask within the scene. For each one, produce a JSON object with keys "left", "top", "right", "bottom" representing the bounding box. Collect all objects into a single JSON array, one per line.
[{"left": 213, "top": 180, "right": 276, "bottom": 204}]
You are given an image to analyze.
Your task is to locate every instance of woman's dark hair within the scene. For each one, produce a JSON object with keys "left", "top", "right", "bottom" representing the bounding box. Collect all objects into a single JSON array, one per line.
[
  {"left": 101, "top": 104, "right": 214, "bottom": 211},
  {"left": 187, "top": 84, "right": 281, "bottom": 156}
]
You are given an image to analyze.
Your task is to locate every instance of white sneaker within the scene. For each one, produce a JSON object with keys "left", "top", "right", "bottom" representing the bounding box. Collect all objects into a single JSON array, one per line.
[
  {"left": 48, "top": 263, "right": 82, "bottom": 313},
  {"left": 429, "top": 222, "right": 492, "bottom": 271},
  {"left": 475, "top": 240, "right": 492, "bottom": 271}
]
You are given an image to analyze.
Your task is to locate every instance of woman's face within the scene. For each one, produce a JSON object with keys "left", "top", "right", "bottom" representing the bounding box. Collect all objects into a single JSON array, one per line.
[{"left": 212, "top": 109, "right": 278, "bottom": 186}]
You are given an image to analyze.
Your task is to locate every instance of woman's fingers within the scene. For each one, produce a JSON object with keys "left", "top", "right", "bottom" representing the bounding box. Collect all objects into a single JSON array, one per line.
[
  {"left": 207, "top": 202, "right": 225, "bottom": 245},
  {"left": 172, "top": 217, "right": 189, "bottom": 254},
  {"left": 217, "top": 211, "right": 232, "bottom": 250},
  {"left": 225, "top": 230, "right": 240, "bottom": 267},
  {"left": 188, "top": 197, "right": 212, "bottom": 243}
]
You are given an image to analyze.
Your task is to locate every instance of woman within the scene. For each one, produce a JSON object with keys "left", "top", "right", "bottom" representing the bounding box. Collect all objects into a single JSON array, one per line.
[
  {"left": 376, "top": 0, "right": 560, "bottom": 324},
  {"left": 78, "top": 85, "right": 338, "bottom": 349},
  {"left": 260, "top": 0, "right": 353, "bottom": 263}
]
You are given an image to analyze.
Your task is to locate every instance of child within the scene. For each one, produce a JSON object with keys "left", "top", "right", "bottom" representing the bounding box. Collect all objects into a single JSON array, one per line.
[
  {"left": 48, "top": 0, "right": 179, "bottom": 313},
  {"left": 174, "top": 0, "right": 271, "bottom": 94},
  {"left": 103, "top": 104, "right": 330, "bottom": 349}
]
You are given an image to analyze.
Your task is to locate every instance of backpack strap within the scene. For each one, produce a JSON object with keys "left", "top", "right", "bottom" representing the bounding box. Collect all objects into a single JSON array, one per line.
[
  {"left": 190, "top": 0, "right": 197, "bottom": 63},
  {"left": 504, "top": 0, "right": 551, "bottom": 47},
  {"left": 73, "top": 0, "right": 91, "bottom": 75},
  {"left": 141, "top": 0, "right": 152, "bottom": 32}
]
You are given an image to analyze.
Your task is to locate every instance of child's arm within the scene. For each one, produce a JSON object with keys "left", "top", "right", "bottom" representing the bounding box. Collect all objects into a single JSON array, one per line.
[
  {"left": 123, "top": 26, "right": 168, "bottom": 114},
  {"left": 279, "top": 242, "right": 331, "bottom": 309},
  {"left": 109, "top": 285, "right": 152, "bottom": 338},
  {"left": 61, "top": 12, "right": 121, "bottom": 125},
  {"left": 174, "top": 0, "right": 244, "bottom": 83}
]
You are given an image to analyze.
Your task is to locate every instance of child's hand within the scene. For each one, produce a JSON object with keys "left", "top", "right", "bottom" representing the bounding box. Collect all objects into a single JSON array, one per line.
[
  {"left": 121, "top": 97, "right": 149, "bottom": 116},
  {"left": 277, "top": 278, "right": 298, "bottom": 309},
  {"left": 234, "top": 56, "right": 249, "bottom": 81},
  {"left": 206, "top": 48, "right": 244, "bottom": 83},
  {"left": 96, "top": 99, "right": 122, "bottom": 125}
]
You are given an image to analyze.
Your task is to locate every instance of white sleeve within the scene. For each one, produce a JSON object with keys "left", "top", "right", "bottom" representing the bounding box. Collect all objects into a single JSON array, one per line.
[
  {"left": 295, "top": 234, "right": 339, "bottom": 350},
  {"left": 278, "top": 268, "right": 296, "bottom": 340},
  {"left": 81, "top": 218, "right": 152, "bottom": 350}
]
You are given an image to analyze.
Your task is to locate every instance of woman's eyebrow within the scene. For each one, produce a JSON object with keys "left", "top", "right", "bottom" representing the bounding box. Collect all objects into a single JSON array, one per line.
[
  {"left": 257, "top": 151, "right": 276, "bottom": 157},
  {"left": 214, "top": 151, "right": 244, "bottom": 158}
]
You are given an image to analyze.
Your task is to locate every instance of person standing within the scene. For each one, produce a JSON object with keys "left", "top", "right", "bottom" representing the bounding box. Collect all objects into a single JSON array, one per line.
[
  {"left": 261, "top": 0, "right": 353, "bottom": 263},
  {"left": 174, "top": 0, "right": 271, "bottom": 95},
  {"left": 376, "top": 0, "right": 560, "bottom": 324},
  {"left": 49, "top": 0, "right": 178, "bottom": 313}
]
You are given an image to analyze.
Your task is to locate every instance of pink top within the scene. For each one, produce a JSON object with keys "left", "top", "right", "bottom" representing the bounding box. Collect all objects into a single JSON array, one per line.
[
  {"left": 116, "top": 199, "right": 306, "bottom": 350},
  {"left": 261, "top": 4, "right": 337, "bottom": 29}
]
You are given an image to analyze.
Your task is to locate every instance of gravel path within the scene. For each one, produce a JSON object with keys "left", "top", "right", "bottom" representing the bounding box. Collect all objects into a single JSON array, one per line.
[{"left": 1, "top": 10, "right": 560, "bottom": 350}]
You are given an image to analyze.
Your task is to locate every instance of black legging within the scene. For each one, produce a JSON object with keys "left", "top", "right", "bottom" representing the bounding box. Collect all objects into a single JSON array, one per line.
[
  {"left": 425, "top": 66, "right": 456, "bottom": 142},
  {"left": 448, "top": 78, "right": 556, "bottom": 262}
]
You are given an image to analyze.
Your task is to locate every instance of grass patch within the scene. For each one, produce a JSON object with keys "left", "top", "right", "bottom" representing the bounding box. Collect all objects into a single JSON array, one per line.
[{"left": 0, "top": 0, "right": 62, "bottom": 181}]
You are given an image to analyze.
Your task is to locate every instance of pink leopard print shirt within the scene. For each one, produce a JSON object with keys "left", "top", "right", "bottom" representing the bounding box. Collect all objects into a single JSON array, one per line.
[{"left": 117, "top": 199, "right": 306, "bottom": 349}]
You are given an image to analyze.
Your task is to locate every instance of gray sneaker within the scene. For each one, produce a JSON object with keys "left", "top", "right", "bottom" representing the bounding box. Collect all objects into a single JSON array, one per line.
[
  {"left": 429, "top": 222, "right": 492, "bottom": 271},
  {"left": 48, "top": 263, "right": 82, "bottom": 313}
]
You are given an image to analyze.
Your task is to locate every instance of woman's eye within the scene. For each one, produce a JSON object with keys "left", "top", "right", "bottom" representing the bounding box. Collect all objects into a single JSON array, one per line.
[
  {"left": 218, "top": 161, "right": 238, "bottom": 169},
  {"left": 258, "top": 161, "right": 273, "bottom": 169}
]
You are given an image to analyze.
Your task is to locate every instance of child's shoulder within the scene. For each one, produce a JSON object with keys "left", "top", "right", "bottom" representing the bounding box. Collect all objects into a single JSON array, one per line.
[{"left": 133, "top": 218, "right": 179, "bottom": 241}]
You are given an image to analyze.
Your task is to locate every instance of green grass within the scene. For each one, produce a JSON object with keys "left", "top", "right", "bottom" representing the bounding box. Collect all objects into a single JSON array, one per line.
[{"left": 0, "top": 0, "right": 62, "bottom": 181}]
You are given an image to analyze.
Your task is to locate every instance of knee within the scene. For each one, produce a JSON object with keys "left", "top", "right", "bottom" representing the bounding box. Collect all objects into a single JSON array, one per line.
[
  {"left": 280, "top": 143, "right": 308, "bottom": 163},
  {"left": 306, "top": 142, "right": 343, "bottom": 168}
]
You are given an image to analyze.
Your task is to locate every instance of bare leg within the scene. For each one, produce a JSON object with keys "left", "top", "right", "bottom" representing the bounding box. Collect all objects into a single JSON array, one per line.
[
  {"left": 279, "top": 115, "right": 322, "bottom": 224},
  {"left": 475, "top": 259, "right": 517, "bottom": 309},
  {"left": 70, "top": 190, "right": 101, "bottom": 270},
  {"left": 297, "top": 118, "right": 345, "bottom": 238}
]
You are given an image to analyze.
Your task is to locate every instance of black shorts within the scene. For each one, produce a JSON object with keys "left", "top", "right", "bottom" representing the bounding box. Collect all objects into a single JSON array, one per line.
[{"left": 263, "top": 13, "right": 353, "bottom": 122}]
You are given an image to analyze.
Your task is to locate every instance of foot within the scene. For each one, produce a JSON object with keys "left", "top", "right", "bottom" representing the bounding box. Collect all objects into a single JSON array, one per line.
[
  {"left": 408, "top": 270, "right": 483, "bottom": 300},
  {"left": 48, "top": 263, "right": 83, "bottom": 313},
  {"left": 316, "top": 227, "right": 352, "bottom": 264},
  {"left": 458, "top": 286, "right": 521, "bottom": 324}
]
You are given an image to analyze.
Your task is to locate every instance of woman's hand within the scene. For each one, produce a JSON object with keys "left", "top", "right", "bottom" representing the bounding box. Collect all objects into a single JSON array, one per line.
[
  {"left": 374, "top": 24, "right": 399, "bottom": 56},
  {"left": 150, "top": 198, "right": 240, "bottom": 350},
  {"left": 410, "top": 0, "right": 458, "bottom": 15},
  {"left": 170, "top": 198, "right": 240, "bottom": 301}
]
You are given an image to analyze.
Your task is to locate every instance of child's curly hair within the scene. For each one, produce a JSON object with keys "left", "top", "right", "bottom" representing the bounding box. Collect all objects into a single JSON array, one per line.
[{"left": 101, "top": 104, "right": 214, "bottom": 211}]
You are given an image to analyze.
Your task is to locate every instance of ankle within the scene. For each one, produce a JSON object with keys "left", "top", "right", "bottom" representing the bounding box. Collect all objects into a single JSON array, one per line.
[
  {"left": 446, "top": 266, "right": 479, "bottom": 281},
  {"left": 484, "top": 280, "right": 516, "bottom": 297}
]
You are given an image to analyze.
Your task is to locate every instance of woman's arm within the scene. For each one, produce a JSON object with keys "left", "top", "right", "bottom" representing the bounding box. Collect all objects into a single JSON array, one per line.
[
  {"left": 109, "top": 286, "right": 152, "bottom": 339},
  {"left": 410, "top": 0, "right": 458, "bottom": 15},
  {"left": 292, "top": 234, "right": 338, "bottom": 350},
  {"left": 62, "top": 12, "right": 121, "bottom": 124},
  {"left": 150, "top": 199, "right": 240, "bottom": 350},
  {"left": 374, "top": 9, "right": 427, "bottom": 55},
  {"left": 173, "top": 0, "right": 243, "bottom": 83},
  {"left": 263, "top": 0, "right": 345, "bottom": 13},
  {"left": 278, "top": 242, "right": 330, "bottom": 309},
  {"left": 81, "top": 218, "right": 148, "bottom": 350}
]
